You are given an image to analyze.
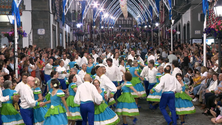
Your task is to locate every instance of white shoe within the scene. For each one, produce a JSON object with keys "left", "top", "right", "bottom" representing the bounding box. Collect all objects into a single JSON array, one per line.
[{"left": 192, "top": 98, "right": 198, "bottom": 102}]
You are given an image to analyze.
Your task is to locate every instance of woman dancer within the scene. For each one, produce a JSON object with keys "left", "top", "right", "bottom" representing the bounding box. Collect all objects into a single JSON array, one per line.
[
  {"left": 66, "top": 74, "right": 82, "bottom": 125},
  {"left": 116, "top": 72, "right": 141, "bottom": 125},
  {"left": 175, "top": 73, "right": 196, "bottom": 125},
  {"left": 1, "top": 80, "right": 24, "bottom": 125},
  {"left": 33, "top": 78, "right": 47, "bottom": 125},
  {"left": 129, "top": 61, "right": 146, "bottom": 105},
  {"left": 93, "top": 79, "right": 120, "bottom": 125},
  {"left": 43, "top": 79, "right": 71, "bottom": 125}
]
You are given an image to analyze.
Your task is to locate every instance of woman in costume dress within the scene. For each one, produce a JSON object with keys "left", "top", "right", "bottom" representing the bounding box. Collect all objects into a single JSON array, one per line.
[
  {"left": 147, "top": 66, "right": 164, "bottom": 109},
  {"left": 175, "top": 73, "right": 196, "bottom": 125},
  {"left": 33, "top": 78, "right": 47, "bottom": 125},
  {"left": 86, "top": 58, "right": 94, "bottom": 76},
  {"left": 66, "top": 74, "right": 82, "bottom": 125},
  {"left": 1, "top": 80, "right": 24, "bottom": 125},
  {"left": 129, "top": 61, "right": 146, "bottom": 105},
  {"left": 44, "top": 71, "right": 59, "bottom": 109},
  {"left": 43, "top": 79, "right": 71, "bottom": 125},
  {"left": 93, "top": 79, "right": 120, "bottom": 125},
  {"left": 116, "top": 72, "right": 141, "bottom": 125}
]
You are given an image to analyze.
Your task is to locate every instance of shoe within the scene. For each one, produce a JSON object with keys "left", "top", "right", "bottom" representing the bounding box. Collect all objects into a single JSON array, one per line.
[
  {"left": 192, "top": 98, "right": 198, "bottom": 102},
  {"left": 153, "top": 104, "right": 159, "bottom": 109},
  {"left": 123, "top": 123, "right": 128, "bottom": 125},
  {"left": 181, "top": 121, "right": 185, "bottom": 125},
  {"left": 133, "top": 117, "right": 137, "bottom": 124},
  {"left": 137, "top": 105, "right": 141, "bottom": 108},
  {"left": 202, "top": 112, "right": 208, "bottom": 116}
]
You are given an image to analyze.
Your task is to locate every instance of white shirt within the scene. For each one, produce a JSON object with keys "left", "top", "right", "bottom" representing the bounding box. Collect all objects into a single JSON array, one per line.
[
  {"left": 207, "top": 80, "right": 218, "bottom": 92},
  {"left": 168, "top": 54, "right": 177, "bottom": 63},
  {"left": 113, "top": 58, "right": 119, "bottom": 67},
  {"left": 44, "top": 63, "right": 53, "bottom": 75},
  {"left": 78, "top": 70, "right": 87, "bottom": 83},
  {"left": 0, "top": 87, "right": 11, "bottom": 107},
  {"left": 154, "top": 74, "right": 182, "bottom": 93},
  {"left": 105, "top": 65, "right": 121, "bottom": 82},
  {"left": 20, "top": 84, "right": 38, "bottom": 109},
  {"left": 2, "top": 68, "right": 9, "bottom": 75},
  {"left": 15, "top": 81, "right": 25, "bottom": 96},
  {"left": 147, "top": 55, "right": 156, "bottom": 64},
  {"left": 80, "top": 56, "right": 88, "bottom": 67},
  {"left": 148, "top": 67, "right": 158, "bottom": 83},
  {"left": 127, "top": 54, "right": 135, "bottom": 61},
  {"left": 119, "top": 65, "right": 126, "bottom": 78},
  {"left": 103, "top": 58, "right": 107, "bottom": 66},
  {"left": 75, "top": 57, "right": 82, "bottom": 66},
  {"left": 62, "top": 58, "right": 70, "bottom": 70},
  {"left": 74, "top": 81, "right": 103, "bottom": 105},
  {"left": 76, "top": 74, "right": 83, "bottom": 86},
  {"left": 140, "top": 66, "right": 149, "bottom": 81},
  {"left": 92, "top": 54, "right": 99, "bottom": 63},
  {"left": 171, "top": 67, "right": 182, "bottom": 77},
  {"left": 56, "top": 66, "right": 68, "bottom": 79},
  {"left": 96, "top": 74, "right": 117, "bottom": 98}
]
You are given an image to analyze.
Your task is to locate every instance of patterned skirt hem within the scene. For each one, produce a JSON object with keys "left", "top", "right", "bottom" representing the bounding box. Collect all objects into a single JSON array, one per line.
[
  {"left": 146, "top": 98, "right": 160, "bottom": 102},
  {"left": 94, "top": 115, "right": 120, "bottom": 125},
  {"left": 176, "top": 109, "right": 196, "bottom": 115},
  {"left": 116, "top": 112, "right": 139, "bottom": 116}
]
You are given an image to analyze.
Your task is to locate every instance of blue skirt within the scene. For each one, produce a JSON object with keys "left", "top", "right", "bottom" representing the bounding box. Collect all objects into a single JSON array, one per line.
[
  {"left": 131, "top": 83, "right": 146, "bottom": 98},
  {"left": 44, "top": 113, "right": 68, "bottom": 125},
  {"left": 1, "top": 113, "right": 24, "bottom": 125},
  {"left": 94, "top": 103, "right": 119, "bottom": 125},
  {"left": 115, "top": 102, "right": 139, "bottom": 116},
  {"left": 175, "top": 98, "right": 196, "bottom": 115},
  {"left": 34, "top": 106, "right": 47, "bottom": 124}
]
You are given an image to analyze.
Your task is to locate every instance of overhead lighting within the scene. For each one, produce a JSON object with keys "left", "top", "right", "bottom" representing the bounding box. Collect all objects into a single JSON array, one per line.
[
  {"left": 149, "top": 25, "right": 151, "bottom": 28},
  {"left": 99, "top": 8, "right": 104, "bottom": 12},
  {"left": 101, "top": 26, "right": 104, "bottom": 29},
  {"left": 104, "top": 13, "right": 109, "bottom": 18},
  {"left": 144, "top": 25, "right": 147, "bottom": 28},
  {"left": 76, "top": 23, "right": 82, "bottom": 28},
  {"left": 93, "top": 1, "right": 99, "bottom": 8},
  {"left": 155, "top": 22, "right": 159, "bottom": 27},
  {"left": 171, "top": 19, "right": 175, "bottom": 25}
]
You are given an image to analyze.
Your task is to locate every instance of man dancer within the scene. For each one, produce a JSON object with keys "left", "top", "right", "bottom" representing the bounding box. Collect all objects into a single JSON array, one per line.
[
  {"left": 150, "top": 66, "right": 182, "bottom": 125},
  {"left": 74, "top": 74, "right": 103, "bottom": 125}
]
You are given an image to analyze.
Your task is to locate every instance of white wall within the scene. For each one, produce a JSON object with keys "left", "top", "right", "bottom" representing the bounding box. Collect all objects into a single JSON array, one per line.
[{"left": 21, "top": 0, "right": 32, "bottom": 48}]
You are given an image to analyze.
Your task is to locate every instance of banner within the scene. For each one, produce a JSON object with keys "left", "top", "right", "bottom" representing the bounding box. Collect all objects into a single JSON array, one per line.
[
  {"left": 81, "top": 1, "right": 86, "bottom": 22},
  {"left": 119, "top": 0, "right": 128, "bottom": 18},
  {"left": 202, "top": 0, "right": 209, "bottom": 16},
  {"left": 62, "top": 0, "right": 66, "bottom": 26},
  {"left": 168, "top": 0, "right": 172, "bottom": 19},
  {"left": 11, "top": 0, "right": 21, "bottom": 27},
  {"left": 155, "top": 0, "right": 160, "bottom": 13}
]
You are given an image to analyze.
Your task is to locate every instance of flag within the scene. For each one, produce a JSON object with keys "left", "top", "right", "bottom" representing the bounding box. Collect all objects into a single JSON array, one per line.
[
  {"left": 81, "top": 1, "right": 86, "bottom": 22},
  {"left": 62, "top": 0, "right": 66, "bottom": 26},
  {"left": 11, "top": 0, "right": 21, "bottom": 27},
  {"left": 119, "top": 0, "right": 128, "bottom": 18},
  {"left": 202, "top": 0, "right": 209, "bottom": 16},
  {"left": 155, "top": 0, "right": 160, "bottom": 13},
  {"left": 168, "top": 0, "right": 172, "bottom": 19}
]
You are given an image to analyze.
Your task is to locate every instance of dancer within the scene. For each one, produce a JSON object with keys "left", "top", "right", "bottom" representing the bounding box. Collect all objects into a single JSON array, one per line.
[
  {"left": 43, "top": 79, "right": 71, "bottom": 125},
  {"left": 129, "top": 60, "right": 146, "bottom": 105},
  {"left": 150, "top": 66, "right": 182, "bottom": 125},
  {"left": 147, "top": 66, "right": 164, "bottom": 109},
  {"left": 86, "top": 58, "right": 94, "bottom": 75},
  {"left": 66, "top": 74, "right": 82, "bottom": 125},
  {"left": 19, "top": 76, "right": 44, "bottom": 125},
  {"left": 175, "top": 73, "right": 196, "bottom": 125},
  {"left": 93, "top": 79, "right": 120, "bottom": 125},
  {"left": 56, "top": 60, "right": 69, "bottom": 91},
  {"left": 44, "top": 71, "right": 59, "bottom": 109},
  {"left": 1, "top": 80, "right": 24, "bottom": 125},
  {"left": 74, "top": 74, "right": 103, "bottom": 125},
  {"left": 33, "top": 78, "right": 47, "bottom": 125},
  {"left": 116, "top": 72, "right": 141, "bottom": 125}
]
